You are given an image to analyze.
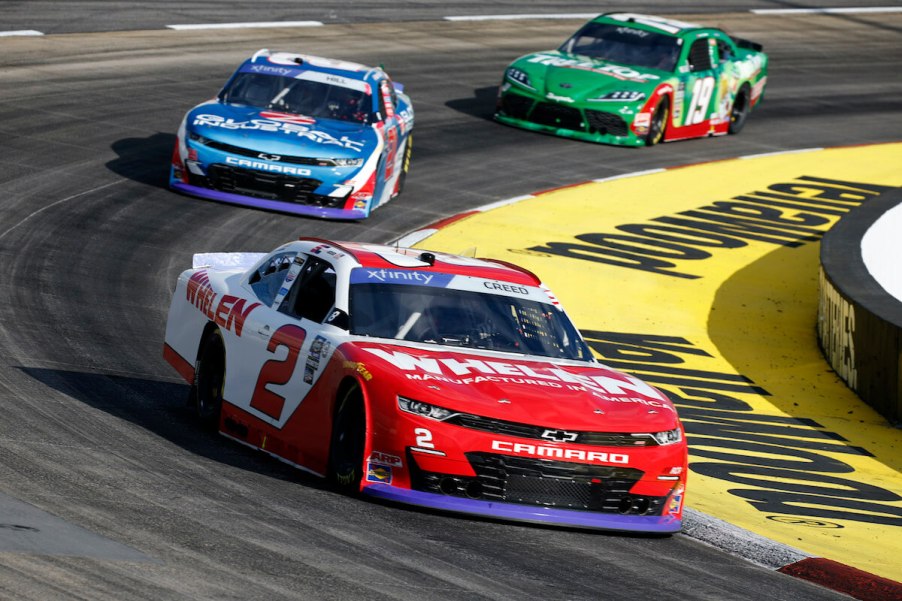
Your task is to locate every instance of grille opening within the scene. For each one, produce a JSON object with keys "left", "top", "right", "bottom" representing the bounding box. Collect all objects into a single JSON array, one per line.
[
  {"left": 190, "top": 164, "right": 344, "bottom": 208},
  {"left": 409, "top": 450, "right": 666, "bottom": 515}
]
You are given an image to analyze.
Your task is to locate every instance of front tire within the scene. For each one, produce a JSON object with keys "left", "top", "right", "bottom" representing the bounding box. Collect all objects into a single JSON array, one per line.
[
  {"left": 395, "top": 135, "right": 413, "bottom": 197},
  {"left": 729, "top": 84, "right": 751, "bottom": 134},
  {"left": 645, "top": 98, "right": 669, "bottom": 146},
  {"left": 328, "top": 384, "right": 366, "bottom": 493},
  {"left": 194, "top": 329, "right": 225, "bottom": 431}
]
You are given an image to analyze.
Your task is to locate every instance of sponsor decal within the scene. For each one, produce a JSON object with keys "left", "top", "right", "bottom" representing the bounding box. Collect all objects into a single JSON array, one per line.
[
  {"left": 526, "top": 54, "right": 659, "bottom": 83},
  {"left": 309, "top": 244, "right": 345, "bottom": 259},
  {"left": 817, "top": 267, "right": 857, "bottom": 387},
  {"left": 366, "top": 463, "right": 393, "bottom": 483},
  {"left": 585, "top": 330, "right": 902, "bottom": 527},
  {"left": 258, "top": 111, "right": 316, "bottom": 125},
  {"left": 482, "top": 281, "right": 529, "bottom": 295},
  {"left": 343, "top": 360, "right": 373, "bottom": 381},
  {"left": 225, "top": 156, "right": 312, "bottom": 176},
  {"left": 245, "top": 64, "right": 299, "bottom": 77},
  {"left": 616, "top": 26, "right": 650, "bottom": 37},
  {"left": 491, "top": 440, "right": 629, "bottom": 465},
  {"left": 350, "top": 268, "right": 454, "bottom": 287},
  {"left": 521, "top": 177, "right": 894, "bottom": 280},
  {"left": 359, "top": 348, "right": 673, "bottom": 404},
  {"left": 369, "top": 452, "right": 402, "bottom": 467},
  {"left": 666, "top": 483, "right": 685, "bottom": 516},
  {"left": 546, "top": 92, "right": 574, "bottom": 103},
  {"left": 193, "top": 114, "right": 364, "bottom": 151},
  {"left": 304, "top": 335, "right": 331, "bottom": 384},
  {"left": 186, "top": 271, "right": 260, "bottom": 337}
]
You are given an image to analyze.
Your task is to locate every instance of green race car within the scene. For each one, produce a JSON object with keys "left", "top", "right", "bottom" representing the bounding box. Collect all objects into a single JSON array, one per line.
[{"left": 495, "top": 13, "right": 768, "bottom": 146}]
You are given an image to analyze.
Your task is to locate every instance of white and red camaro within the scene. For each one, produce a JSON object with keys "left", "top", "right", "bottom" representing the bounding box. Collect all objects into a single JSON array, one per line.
[{"left": 163, "top": 238, "right": 687, "bottom": 532}]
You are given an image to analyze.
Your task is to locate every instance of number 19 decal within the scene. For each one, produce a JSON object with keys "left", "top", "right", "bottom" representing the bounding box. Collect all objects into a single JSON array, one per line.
[
  {"left": 250, "top": 324, "right": 307, "bottom": 420},
  {"left": 686, "top": 76, "right": 715, "bottom": 125}
]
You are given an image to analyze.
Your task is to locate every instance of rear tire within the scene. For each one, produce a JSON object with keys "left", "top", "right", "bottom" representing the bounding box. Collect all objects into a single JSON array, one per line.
[
  {"left": 328, "top": 384, "right": 366, "bottom": 493},
  {"left": 194, "top": 329, "right": 225, "bottom": 431},
  {"left": 645, "top": 98, "right": 669, "bottom": 146},
  {"left": 729, "top": 84, "right": 751, "bottom": 134}
]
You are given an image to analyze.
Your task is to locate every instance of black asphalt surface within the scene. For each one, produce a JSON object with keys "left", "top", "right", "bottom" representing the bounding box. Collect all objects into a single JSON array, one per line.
[{"left": 1, "top": 2, "right": 900, "bottom": 599}]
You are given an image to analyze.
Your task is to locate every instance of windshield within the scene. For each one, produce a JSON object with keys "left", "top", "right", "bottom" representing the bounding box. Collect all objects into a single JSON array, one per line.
[
  {"left": 349, "top": 280, "right": 593, "bottom": 361},
  {"left": 220, "top": 72, "right": 373, "bottom": 124},
  {"left": 560, "top": 22, "right": 681, "bottom": 72}
]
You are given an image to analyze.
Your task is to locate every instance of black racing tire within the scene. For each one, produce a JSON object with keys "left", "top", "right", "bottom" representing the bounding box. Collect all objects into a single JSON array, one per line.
[
  {"left": 729, "top": 84, "right": 751, "bottom": 135},
  {"left": 328, "top": 383, "right": 366, "bottom": 493},
  {"left": 194, "top": 329, "right": 225, "bottom": 431},
  {"left": 645, "top": 98, "right": 669, "bottom": 146},
  {"left": 395, "top": 135, "right": 413, "bottom": 197}
]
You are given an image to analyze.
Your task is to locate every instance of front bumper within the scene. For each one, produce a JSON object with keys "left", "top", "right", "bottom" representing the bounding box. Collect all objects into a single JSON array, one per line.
[
  {"left": 495, "top": 90, "right": 646, "bottom": 147},
  {"left": 363, "top": 484, "right": 682, "bottom": 533},
  {"left": 169, "top": 167, "right": 369, "bottom": 220},
  {"left": 170, "top": 175, "right": 367, "bottom": 220}
]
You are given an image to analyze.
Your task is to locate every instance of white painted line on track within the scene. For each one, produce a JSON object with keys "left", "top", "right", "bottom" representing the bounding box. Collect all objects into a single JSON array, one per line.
[
  {"left": 751, "top": 6, "right": 902, "bottom": 14},
  {"left": 0, "top": 30, "right": 44, "bottom": 36},
  {"left": 0, "top": 179, "right": 126, "bottom": 241},
  {"left": 395, "top": 229, "right": 438, "bottom": 248},
  {"left": 445, "top": 14, "right": 596, "bottom": 22},
  {"left": 593, "top": 168, "right": 666, "bottom": 183},
  {"left": 477, "top": 194, "right": 536, "bottom": 212},
  {"left": 738, "top": 148, "right": 823, "bottom": 159},
  {"left": 167, "top": 21, "right": 323, "bottom": 30}
]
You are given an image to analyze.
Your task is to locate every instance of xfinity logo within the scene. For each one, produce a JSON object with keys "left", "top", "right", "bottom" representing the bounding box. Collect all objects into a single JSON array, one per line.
[
  {"left": 541, "top": 429, "right": 578, "bottom": 442},
  {"left": 366, "top": 269, "right": 433, "bottom": 284},
  {"left": 249, "top": 65, "right": 294, "bottom": 76}
]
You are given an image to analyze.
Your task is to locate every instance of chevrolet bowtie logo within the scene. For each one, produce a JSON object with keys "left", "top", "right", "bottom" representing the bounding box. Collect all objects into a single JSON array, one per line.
[
  {"left": 258, "top": 152, "right": 281, "bottom": 161},
  {"left": 541, "top": 429, "right": 578, "bottom": 443}
]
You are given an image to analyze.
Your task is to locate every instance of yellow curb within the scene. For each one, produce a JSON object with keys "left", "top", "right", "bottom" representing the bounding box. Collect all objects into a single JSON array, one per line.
[{"left": 415, "top": 142, "right": 902, "bottom": 581}]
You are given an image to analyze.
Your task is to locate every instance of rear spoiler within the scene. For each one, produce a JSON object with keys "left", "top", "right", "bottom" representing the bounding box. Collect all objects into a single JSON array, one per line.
[{"left": 731, "top": 36, "right": 764, "bottom": 52}]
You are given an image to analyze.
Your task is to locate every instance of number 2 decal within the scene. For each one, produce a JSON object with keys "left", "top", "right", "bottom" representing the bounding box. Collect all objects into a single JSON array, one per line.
[
  {"left": 414, "top": 427, "right": 434, "bottom": 449},
  {"left": 250, "top": 324, "right": 307, "bottom": 420},
  {"left": 686, "top": 76, "right": 715, "bottom": 125}
]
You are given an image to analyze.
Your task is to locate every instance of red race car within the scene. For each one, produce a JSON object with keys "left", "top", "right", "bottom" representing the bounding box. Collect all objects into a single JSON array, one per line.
[{"left": 163, "top": 238, "right": 687, "bottom": 532}]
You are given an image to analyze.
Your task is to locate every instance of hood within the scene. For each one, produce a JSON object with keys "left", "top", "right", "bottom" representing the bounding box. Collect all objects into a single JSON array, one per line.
[
  {"left": 347, "top": 341, "right": 680, "bottom": 432},
  {"left": 185, "top": 100, "right": 375, "bottom": 158},
  {"left": 511, "top": 50, "right": 667, "bottom": 102}
]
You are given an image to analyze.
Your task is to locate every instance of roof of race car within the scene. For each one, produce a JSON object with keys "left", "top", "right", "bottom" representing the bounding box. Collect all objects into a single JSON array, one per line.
[
  {"left": 596, "top": 12, "right": 705, "bottom": 36},
  {"left": 297, "top": 238, "right": 543, "bottom": 286},
  {"left": 246, "top": 49, "right": 387, "bottom": 83}
]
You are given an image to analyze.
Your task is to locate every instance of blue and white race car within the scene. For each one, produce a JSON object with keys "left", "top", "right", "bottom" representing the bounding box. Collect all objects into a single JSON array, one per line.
[{"left": 170, "top": 50, "right": 414, "bottom": 220}]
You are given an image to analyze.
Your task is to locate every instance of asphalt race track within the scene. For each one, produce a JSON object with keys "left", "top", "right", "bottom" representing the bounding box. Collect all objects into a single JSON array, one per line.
[{"left": 1, "top": 2, "right": 901, "bottom": 599}]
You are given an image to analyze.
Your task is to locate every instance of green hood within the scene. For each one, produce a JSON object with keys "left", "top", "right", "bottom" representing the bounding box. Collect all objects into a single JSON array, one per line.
[{"left": 510, "top": 50, "right": 668, "bottom": 102}]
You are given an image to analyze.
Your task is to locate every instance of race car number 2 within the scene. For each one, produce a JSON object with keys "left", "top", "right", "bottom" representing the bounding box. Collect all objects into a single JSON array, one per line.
[{"left": 250, "top": 324, "right": 307, "bottom": 420}]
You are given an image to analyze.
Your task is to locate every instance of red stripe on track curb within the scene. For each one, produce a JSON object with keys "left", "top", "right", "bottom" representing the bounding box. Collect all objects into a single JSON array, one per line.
[
  {"left": 423, "top": 210, "right": 480, "bottom": 231},
  {"left": 779, "top": 558, "right": 902, "bottom": 601}
]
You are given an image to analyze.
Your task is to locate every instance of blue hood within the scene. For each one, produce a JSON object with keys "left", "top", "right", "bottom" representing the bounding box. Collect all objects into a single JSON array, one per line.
[{"left": 185, "top": 101, "right": 376, "bottom": 159}]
